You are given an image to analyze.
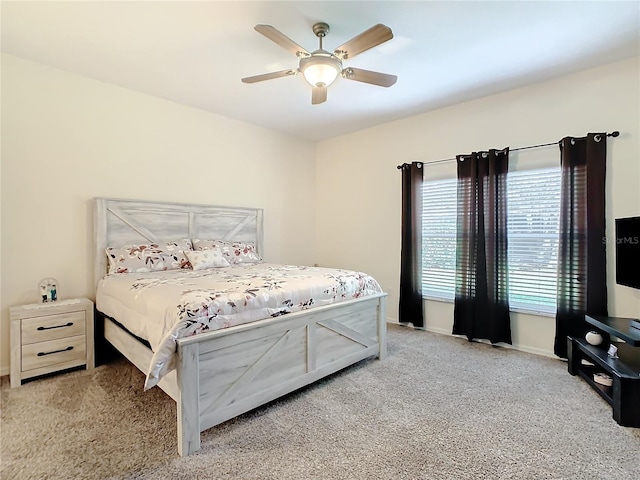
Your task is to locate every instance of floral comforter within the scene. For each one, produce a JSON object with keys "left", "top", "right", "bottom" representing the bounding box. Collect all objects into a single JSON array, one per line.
[{"left": 96, "top": 263, "right": 383, "bottom": 389}]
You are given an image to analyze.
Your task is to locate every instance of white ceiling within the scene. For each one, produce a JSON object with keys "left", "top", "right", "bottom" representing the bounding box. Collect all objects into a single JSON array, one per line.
[{"left": 2, "top": 1, "right": 639, "bottom": 142}]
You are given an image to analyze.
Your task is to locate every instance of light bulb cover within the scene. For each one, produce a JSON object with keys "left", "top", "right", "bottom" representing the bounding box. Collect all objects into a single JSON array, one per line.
[{"left": 300, "top": 51, "right": 342, "bottom": 87}]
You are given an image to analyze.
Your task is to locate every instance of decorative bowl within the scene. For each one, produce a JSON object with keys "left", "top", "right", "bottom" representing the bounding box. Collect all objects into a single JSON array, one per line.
[
  {"left": 593, "top": 372, "right": 613, "bottom": 387},
  {"left": 585, "top": 331, "right": 603, "bottom": 346}
]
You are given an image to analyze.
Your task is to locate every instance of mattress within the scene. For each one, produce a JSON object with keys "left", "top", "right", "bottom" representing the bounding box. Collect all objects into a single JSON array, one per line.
[{"left": 96, "top": 263, "right": 383, "bottom": 389}]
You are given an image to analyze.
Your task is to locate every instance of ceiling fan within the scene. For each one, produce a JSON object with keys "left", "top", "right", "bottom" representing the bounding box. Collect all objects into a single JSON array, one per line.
[{"left": 241, "top": 22, "right": 397, "bottom": 105}]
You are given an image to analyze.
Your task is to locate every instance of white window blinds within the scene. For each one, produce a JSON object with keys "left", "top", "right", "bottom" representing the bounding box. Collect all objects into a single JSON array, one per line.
[
  {"left": 506, "top": 167, "right": 561, "bottom": 314},
  {"left": 422, "top": 178, "right": 457, "bottom": 301},
  {"left": 421, "top": 166, "right": 562, "bottom": 315}
]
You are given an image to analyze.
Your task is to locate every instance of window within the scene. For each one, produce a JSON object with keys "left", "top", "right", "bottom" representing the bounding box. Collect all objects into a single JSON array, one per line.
[
  {"left": 421, "top": 166, "right": 562, "bottom": 315},
  {"left": 506, "top": 168, "right": 561, "bottom": 313},
  {"left": 422, "top": 179, "right": 458, "bottom": 300}
]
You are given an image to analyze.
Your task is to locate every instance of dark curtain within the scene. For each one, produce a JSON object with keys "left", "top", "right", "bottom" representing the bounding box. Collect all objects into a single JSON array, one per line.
[
  {"left": 554, "top": 133, "right": 608, "bottom": 358},
  {"left": 399, "top": 162, "right": 424, "bottom": 328},
  {"left": 453, "top": 149, "right": 512, "bottom": 344}
]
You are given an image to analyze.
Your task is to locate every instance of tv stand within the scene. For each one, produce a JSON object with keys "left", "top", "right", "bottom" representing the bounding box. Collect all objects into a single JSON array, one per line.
[{"left": 567, "top": 315, "right": 640, "bottom": 427}]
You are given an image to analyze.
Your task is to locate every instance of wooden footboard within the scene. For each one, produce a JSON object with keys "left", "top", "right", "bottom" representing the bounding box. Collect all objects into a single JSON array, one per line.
[
  {"left": 103, "top": 293, "right": 386, "bottom": 456},
  {"left": 177, "top": 294, "right": 387, "bottom": 456}
]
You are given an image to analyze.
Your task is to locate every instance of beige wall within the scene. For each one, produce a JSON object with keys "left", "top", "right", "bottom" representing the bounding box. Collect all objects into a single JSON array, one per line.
[
  {"left": 0, "top": 54, "right": 317, "bottom": 374},
  {"left": 316, "top": 56, "right": 640, "bottom": 357}
]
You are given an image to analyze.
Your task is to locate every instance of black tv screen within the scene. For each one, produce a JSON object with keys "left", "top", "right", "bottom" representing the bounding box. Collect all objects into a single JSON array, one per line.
[{"left": 615, "top": 216, "right": 640, "bottom": 289}]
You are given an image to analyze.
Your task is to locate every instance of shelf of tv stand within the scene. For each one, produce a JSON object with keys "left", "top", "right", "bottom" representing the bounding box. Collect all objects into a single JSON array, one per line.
[
  {"left": 585, "top": 315, "right": 640, "bottom": 345},
  {"left": 567, "top": 315, "right": 640, "bottom": 428}
]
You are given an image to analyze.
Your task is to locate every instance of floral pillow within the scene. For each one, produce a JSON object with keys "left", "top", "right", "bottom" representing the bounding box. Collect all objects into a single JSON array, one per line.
[
  {"left": 106, "top": 239, "right": 192, "bottom": 274},
  {"left": 184, "top": 247, "right": 230, "bottom": 270},
  {"left": 192, "top": 239, "right": 263, "bottom": 264}
]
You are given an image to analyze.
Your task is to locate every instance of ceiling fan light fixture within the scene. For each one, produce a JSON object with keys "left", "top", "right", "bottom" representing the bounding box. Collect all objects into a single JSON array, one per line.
[{"left": 299, "top": 52, "right": 342, "bottom": 87}]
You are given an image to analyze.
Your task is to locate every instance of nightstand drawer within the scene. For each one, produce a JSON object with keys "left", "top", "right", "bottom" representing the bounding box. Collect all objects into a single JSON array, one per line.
[
  {"left": 21, "top": 335, "right": 87, "bottom": 372},
  {"left": 21, "top": 311, "right": 86, "bottom": 344}
]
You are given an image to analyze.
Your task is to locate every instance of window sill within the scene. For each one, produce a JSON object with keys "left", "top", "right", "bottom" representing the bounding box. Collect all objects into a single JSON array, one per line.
[
  {"left": 423, "top": 294, "right": 454, "bottom": 303},
  {"left": 510, "top": 307, "right": 555, "bottom": 318},
  {"left": 422, "top": 295, "right": 555, "bottom": 318}
]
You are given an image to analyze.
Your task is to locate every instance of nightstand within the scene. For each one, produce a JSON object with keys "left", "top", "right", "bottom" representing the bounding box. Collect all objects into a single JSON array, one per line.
[{"left": 10, "top": 298, "right": 94, "bottom": 387}]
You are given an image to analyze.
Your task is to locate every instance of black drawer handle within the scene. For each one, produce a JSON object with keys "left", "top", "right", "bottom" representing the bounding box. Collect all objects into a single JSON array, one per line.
[
  {"left": 37, "top": 346, "right": 73, "bottom": 356},
  {"left": 37, "top": 322, "right": 73, "bottom": 331}
]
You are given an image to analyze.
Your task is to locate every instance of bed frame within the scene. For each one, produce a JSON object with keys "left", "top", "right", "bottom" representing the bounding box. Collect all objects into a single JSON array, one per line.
[{"left": 94, "top": 198, "right": 387, "bottom": 456}]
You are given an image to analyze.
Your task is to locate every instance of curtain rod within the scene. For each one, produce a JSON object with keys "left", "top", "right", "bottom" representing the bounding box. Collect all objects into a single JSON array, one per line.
[{"left": 396, "top": 131, "right": 620, "bottom": 169}]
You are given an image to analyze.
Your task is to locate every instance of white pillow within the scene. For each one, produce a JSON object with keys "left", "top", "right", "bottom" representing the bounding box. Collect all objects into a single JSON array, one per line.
[
  {"left": 106, "top": 239, "right": 192, "bottom": 274},
  {"left": 192, "top": 239, "right": 263, "bottom": 264},
  {"left": 185, "top": 247, "right": 230, "bottom": 270}
]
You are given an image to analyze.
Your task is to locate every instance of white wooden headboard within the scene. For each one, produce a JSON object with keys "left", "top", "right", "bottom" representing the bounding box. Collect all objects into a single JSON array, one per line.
[{"left": 94, "top": 198, "right": 263, "bottom": 288}]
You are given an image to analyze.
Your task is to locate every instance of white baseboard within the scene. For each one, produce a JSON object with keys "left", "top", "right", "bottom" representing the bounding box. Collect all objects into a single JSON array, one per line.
[
  {"left": 422, "top": 325, "right": 449, "bottom": 336},
  {"left": 388, "top": 321, "right": 556, "bottom": 359},
  {"left": 508, "top": 343, "right": 557, "bottom": 359}
]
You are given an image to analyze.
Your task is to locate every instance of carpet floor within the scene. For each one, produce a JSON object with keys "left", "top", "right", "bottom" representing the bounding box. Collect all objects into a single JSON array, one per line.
[{"left": 1, "top": 324, "right": 639, "bottom": 479}]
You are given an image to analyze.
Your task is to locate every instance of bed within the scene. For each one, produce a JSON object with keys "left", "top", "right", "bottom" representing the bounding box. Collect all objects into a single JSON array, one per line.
[{"left": 93, "top": 198, "right": 387, "bottom": 456}]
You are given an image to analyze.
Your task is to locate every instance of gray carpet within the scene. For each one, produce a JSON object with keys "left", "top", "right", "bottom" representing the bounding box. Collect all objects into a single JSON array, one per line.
[{"left": 1, "top": 324, "right": 639, "bottom": 479}]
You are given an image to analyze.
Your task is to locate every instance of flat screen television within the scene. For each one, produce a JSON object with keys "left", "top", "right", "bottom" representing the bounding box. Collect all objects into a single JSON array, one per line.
[{"left": 615, "top": 216, "right": 640, "bottom": 289}]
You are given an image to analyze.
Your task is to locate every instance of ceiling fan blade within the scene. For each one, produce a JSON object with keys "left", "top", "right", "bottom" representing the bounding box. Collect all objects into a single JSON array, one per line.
[
  {"left": 254, "top": 25, "right": 310, "bottom": 57},
  {"left": 342, "top": 67, "right": 397, "bottom": 87},
  {"left": 333, "top": 24, "right": 393, "bottom": 60},
  {"left": 241, "top": 69, "right": 298, "bottom": 84},
  {"left": 312, "top": 85, "right": 327, "bottom": 105}
]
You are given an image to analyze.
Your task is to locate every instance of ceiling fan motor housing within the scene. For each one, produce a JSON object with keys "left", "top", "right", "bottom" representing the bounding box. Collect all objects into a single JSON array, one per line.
[{"left": 312, "top": 22, "right": 330, "bottom": 38}]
